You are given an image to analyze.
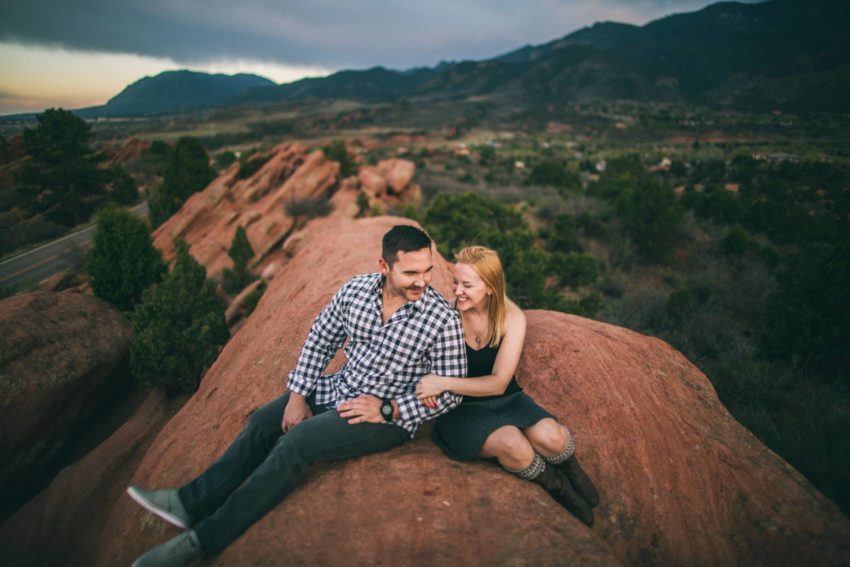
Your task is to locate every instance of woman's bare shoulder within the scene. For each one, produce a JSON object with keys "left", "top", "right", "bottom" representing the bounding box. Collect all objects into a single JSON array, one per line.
[{"left": 504, "top": 299, "right": 527, "bottom": 329}]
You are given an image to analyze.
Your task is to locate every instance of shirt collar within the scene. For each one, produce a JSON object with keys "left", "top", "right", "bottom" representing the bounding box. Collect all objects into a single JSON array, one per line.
[{"left": 374, "top": 273, "right": 429, "bottom": 315}]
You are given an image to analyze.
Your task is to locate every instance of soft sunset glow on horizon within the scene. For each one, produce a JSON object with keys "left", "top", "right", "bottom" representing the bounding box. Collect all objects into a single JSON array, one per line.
[{"left": 0, "top": 42, "right": 334, "bottom": 115}]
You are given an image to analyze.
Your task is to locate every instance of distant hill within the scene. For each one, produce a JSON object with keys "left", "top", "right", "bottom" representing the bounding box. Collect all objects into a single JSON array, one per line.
[
  {"left": 2, "top": 0, "right": 847, "bottom": 121},
  {"left": 75, "top": 70, "right": 276, "bottom": 118},
  {"left": 233, "top": 0, "right": 849, "bottom": 112}
]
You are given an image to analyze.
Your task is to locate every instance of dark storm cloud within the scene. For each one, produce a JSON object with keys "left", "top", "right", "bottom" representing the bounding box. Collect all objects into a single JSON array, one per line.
[{"left": 0, "top": 0, "right": 752, "bottom": 69}]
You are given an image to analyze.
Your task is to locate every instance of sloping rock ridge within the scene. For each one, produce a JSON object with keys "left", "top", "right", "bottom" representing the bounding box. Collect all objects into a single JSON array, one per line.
[
  {"left": 0, "top": 291, "right": 132, "bottom": 513},
  {"left": 151, "top": 142, "right": 420, "bottom": 281},
  {"left": 3, "top": 217, "right": 849, "bottom": 566}
]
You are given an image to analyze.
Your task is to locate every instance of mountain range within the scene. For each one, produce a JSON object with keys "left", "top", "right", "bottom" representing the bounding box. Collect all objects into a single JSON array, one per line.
[{"left": 5, "top": 0, "right": 849, "bottom": 119}]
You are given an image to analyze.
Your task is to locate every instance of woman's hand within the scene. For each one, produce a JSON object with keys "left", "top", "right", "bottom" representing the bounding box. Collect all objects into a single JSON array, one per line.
[{"left": 416, "top": 374, "right": 446, "bottom": 402}]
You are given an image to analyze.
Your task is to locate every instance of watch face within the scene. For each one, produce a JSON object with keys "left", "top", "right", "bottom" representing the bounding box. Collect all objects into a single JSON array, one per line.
[{"left": 381, "top": 404, "right": 392, "bottom": 416}]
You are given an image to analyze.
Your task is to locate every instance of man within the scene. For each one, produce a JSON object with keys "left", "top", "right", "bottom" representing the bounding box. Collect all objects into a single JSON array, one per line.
[{"left": 127, "top": 225, "right": 467, "bottom": 566}]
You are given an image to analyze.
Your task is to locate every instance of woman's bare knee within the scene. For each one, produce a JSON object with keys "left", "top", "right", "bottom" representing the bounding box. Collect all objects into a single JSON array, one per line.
[
  {"left": 480, "top": 426, "right": 534, "bottom": 469},
  {"left": 525, "top": 419, "right": 568, "bottom": 456}
]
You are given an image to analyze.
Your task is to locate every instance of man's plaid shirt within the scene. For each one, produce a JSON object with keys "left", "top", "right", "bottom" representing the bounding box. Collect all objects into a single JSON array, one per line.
[{"left": 287, "top": 272, "right": 468, "bottom": 436}]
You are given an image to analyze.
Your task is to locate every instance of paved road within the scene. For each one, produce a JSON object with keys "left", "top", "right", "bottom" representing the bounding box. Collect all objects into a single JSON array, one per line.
[{"left": 0, "top": 201, "right": 149, "bottom": 291}]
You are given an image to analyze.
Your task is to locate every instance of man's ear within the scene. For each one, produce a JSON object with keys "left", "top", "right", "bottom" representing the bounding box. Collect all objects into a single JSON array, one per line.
[{"left": 378, "top": 257, "right": 389, "bottom": 276}]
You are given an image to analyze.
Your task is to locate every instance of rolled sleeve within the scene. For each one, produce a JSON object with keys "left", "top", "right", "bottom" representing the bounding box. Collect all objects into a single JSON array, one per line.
[{"left": 287, "top": 282, "right": 349, "bottom": 396}]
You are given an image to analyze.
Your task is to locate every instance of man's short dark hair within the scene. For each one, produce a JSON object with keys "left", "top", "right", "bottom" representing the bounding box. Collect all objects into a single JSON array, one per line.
[{"left": 382, "top": 225, "right": 432, "bottom": 266}]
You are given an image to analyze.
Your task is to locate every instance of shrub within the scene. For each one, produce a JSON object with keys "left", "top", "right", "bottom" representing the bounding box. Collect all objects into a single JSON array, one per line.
[
  {"left": 216, "top": 151, "right": 237, "bottom": 169},
  {"left": 244, "top": 280, "right": 267, "bottom": 316},
  {"left": 131, "top": 239, "right": 229, "bottom": 393},
  {"left": 285, "top": 197, "right": 333, "bottom": 219},
  {"left": 615, "top": 177, "right": 682, "bottom": 261},
  {"left": 108, "top": 166, "right": 140, "bottom": 205},
  {"left": 323, "top": 140, "right": 357, "bottom": 178},
  {"left": 526, "top": 159, "right": 581, "bottom": 193},
  {"left": 356, "top": 191, "right": 369, "bottom": 218},
  {"left": 549, "top": 252, "right": 598, "bottom": 288},
  {"left": 86, "top": 205, "right": 165, "bottom": 312},
  {"left": 221, "top": 226, "right": 256, "bottom": 295}
]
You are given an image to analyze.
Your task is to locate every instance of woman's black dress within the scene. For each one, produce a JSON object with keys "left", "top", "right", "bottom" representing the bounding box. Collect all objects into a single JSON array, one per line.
[{"left": 431, "top": 342, "right": 554, "bottom": 461}]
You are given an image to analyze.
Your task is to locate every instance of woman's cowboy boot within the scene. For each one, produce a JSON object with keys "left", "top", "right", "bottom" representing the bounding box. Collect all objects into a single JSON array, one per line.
[
  {"left": 558, "top": 455, "right": 600, "bottom": 507},
  {"left": 531, "top": 461, "right": 594, "bottom": 526}
]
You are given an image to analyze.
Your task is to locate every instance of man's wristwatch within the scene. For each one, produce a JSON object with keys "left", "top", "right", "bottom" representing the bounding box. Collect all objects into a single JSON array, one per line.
[{"left": 380, "top": 399, "right": 394, "bottom": 422}]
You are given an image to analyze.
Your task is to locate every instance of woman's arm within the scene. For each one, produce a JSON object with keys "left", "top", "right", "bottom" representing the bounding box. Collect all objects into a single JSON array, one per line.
[{"left": 418, "top": 301, "right": 526, "bottom": 400}]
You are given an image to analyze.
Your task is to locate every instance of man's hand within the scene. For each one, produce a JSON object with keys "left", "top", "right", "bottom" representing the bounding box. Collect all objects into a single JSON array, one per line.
[
  {"left": 282, "top": 393, "right": 313, "bottom": 433},
  {"left": 338, "top": 395, "right": 384, "bottom": 425}
]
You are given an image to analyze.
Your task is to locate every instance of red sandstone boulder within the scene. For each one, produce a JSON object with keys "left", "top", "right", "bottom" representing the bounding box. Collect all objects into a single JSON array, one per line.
[
  {"left": 151, "top": 143, "right": 340, "bottom": 279},
  {"left": 2, "top": 217, "right": 849, "bottom": 566},
  {"left": 0, "top": 292, "right": 132, "bottom": 503}
]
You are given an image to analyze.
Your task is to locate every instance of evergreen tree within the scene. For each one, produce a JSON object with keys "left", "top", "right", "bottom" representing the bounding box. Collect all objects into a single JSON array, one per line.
[
  {"left": 148, "top": 137, "right": 215, "bottom": 227},
  {"left": 131, "top": 239, "right": 229, "bottom": 392},
  {"left": 86, "top": 205, "right": 166, "bottom": 312},
  {"left": 16, "top": 108, "right": 106, "bottom": 226},
  {"left": 323, "top": 140, "right": 356, "bottom": 177},
  {"left": 221, "top": 226, "right": 256, "bottom": 294},
  {"left": 108, "top": 166, "right": 140, "bottom": 205}
]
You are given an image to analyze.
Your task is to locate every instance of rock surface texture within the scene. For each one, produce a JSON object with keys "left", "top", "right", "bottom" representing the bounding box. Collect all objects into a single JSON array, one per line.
[
  {"left": 0, "top": 292, "right": 132, "bottom": 507},
  {"left": 151, "top": 143, "right": 420, "bottom": 280},
  {"left": 2, "top": 217, "right": 849, "bottom": 566}
]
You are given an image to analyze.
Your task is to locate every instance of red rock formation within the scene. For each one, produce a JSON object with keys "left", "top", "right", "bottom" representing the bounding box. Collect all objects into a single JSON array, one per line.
[
  {"left": 151, "top": 143, "right": 337, "bottom": 278},
  {"left": 0, "top": 390, "right": 188, "bottom": 566},
  {"left": 3, "top": 217, "right": 848, "bottom": 566},
  {"left": 0, "top": 292, "right": 132, "bottom": 503},
  {"left": 151, "top": 146, "right": 420, "bottom": 281},
  {"left": 100, "top": 138, "right": 152, "bottom": 169}
]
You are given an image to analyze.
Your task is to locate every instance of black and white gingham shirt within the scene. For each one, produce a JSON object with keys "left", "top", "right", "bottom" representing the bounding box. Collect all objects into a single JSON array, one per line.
[{"left": 287, "top": 272, "right": 468, "bottom": 436}]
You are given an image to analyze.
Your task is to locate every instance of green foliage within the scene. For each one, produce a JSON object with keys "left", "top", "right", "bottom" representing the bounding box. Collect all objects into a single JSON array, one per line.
[
  {"left": 285, "top": 197, "right": 333, "bottom": 219},
  {"left": 237, "top": 151, "right": 270, "bottom": 179},
  {"left": 615, "top": 177, "right": 682, "bottom": 261},
  {"left": 16, "top": 108, "right": 106, "bottom": 226},
  {"left": 221, "top": 226, "right": 256, "bottom": 295},
  {"left": 685, "top": 184, "right": 745, "bottom": 225},
  {"left": 108, "top": 166, "right": 140, "bottom": 205},
  {"left": 86, "top": 205, "right": 166, "bottom": 312},
  {"left": 131, "top": 239, "right": 228, "bottom": 393},
  {"left": 356, "top": 190, "right": 369, "bottom": 218},
  {"left": 591, "top": 156, "right": 646, "bottom": 201},
  {"left": 216, "top": 151, "right": 237, "bottom": 169},
  {"left": 762, "top": 241, "right": 850, "bottom": 384},
  {"left": 323, "top": 140, "right": 357, "bottom": 178},
  {"left": 547, "top": 213, "right": 579, "bottom": 252},
  {"left": 424, "top": 193, "right": 552, "bottom": 308},
  {"left": 244, "top": 280, "right": 267, "bottom": 316},
  {"left": 149, "top": 137, "right": 215, "bottom": 228},
  {"left": 526, "top": 159, "right": 581, "bottom": 193},
  {"left": 477, "top": 145, "right": 497, "bottom": 166},
  {"left": 549, "top": 252, "right": 598, "bottom": 288},
  {"left": 721, "top": 227, "right": 750, "bottom": 257}
]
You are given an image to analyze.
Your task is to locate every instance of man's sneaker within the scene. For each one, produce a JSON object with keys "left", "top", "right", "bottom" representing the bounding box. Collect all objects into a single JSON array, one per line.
[
  {"left": 127, "top": 486, "right": 193, "bottom": 529},
  {"left": 132, "top": 529, "right": 203, "bottom": 567}
]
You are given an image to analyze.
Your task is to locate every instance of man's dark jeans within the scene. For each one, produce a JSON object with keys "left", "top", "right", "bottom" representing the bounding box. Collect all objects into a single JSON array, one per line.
[{"left": 178, "top": 392, "right": 409, "bottom": 554}]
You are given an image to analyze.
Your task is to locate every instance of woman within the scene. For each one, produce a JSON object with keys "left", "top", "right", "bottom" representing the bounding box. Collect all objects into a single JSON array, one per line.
[{"left": 416, "top": 245, "right": 599, "bottom": 526}]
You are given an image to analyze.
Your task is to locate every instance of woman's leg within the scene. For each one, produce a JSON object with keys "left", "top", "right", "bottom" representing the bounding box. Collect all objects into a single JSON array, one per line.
[
  {"left": 524, "top": 418, "right": 571, "bottom": 458},
  {"left": 525, "top": 418, "right": 599, "bottom": 507},
  {"left": 477, "top": 425, "right": 593, "bottom": 526},
  {"left": 478, "top": 425, "right": 536, "bottom": 470}
]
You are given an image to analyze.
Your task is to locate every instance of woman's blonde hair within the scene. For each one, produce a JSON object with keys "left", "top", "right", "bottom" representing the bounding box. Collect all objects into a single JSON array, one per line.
[{"left": 455, "top": 245, "right": 507, "bottom": 348}]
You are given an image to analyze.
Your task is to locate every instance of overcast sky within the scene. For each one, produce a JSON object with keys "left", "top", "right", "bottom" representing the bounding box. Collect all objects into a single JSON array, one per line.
[{"left": 0, "top": 0, "right": 755, "bottom": 115}]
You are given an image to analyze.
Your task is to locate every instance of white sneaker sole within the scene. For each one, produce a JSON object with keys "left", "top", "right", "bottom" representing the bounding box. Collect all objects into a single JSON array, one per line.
[{"left": 126, "top": 486, "right": 189, "bottom": 529}]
